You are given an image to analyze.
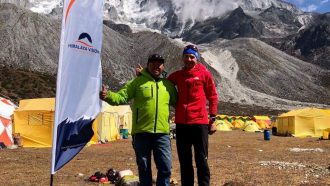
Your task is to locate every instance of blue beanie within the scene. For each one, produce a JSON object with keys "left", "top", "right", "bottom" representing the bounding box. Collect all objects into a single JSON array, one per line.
[{"left": 183, "top": 48, "right": 200, "bottom": 61}]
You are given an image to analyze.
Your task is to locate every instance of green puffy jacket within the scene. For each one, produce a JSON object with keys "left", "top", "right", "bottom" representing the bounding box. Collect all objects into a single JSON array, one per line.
[{"left": 105, "top": 69, "right": 177, "bottom": 135}]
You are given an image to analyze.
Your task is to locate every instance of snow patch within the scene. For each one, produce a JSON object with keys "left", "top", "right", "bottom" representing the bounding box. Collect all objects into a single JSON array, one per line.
[{"left": 29, "top": 0, "right": 62, "bottom": 14}]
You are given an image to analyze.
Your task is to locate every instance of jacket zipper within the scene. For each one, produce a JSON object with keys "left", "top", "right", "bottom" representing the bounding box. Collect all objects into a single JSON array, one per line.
[
  {"left": 154, "top": 82, "right": 159, "bottom": 132},
  {"left": 136, "top": 108, "right": 139, "bottom": 124}
]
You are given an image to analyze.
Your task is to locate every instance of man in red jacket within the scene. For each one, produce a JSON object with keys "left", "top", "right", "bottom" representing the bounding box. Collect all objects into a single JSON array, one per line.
[{"left": 167, "top": 45, "right": 218, "bottom": 186}]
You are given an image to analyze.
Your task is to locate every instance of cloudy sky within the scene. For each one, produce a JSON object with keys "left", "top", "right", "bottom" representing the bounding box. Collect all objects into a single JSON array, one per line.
[{"left": 285, "top": 0, "right": 330, "bottom": 13}]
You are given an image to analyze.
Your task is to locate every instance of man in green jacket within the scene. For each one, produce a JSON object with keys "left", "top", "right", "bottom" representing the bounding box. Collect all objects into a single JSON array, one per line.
[{"left": 100, "top": 54, "right": 177, "bottom": 186}]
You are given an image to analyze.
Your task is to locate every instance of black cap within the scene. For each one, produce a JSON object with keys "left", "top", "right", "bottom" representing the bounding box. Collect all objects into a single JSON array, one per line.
[{"left": 148, "top": 54, "right": 164, "bottom": 63}]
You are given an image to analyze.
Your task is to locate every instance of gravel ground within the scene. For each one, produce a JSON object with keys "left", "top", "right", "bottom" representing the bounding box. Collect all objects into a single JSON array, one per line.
[{"left": 0, "top": 130, "right": 329, "bottom": 185}]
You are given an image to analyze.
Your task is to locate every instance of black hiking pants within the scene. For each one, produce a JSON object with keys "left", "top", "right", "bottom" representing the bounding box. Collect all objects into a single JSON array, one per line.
[{"left": 176, "top": 124, "right": 210, "bottom": 186}]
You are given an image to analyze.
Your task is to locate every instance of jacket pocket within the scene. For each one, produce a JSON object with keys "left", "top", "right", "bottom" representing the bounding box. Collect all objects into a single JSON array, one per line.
[{"left": 137, "top": 85, "right": 152, "bottom": 99}]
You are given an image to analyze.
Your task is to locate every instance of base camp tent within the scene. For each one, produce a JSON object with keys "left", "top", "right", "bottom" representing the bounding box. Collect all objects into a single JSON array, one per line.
[
  {"left": 243, "top": 121, "right": 261, "bottom": 132},
  {"left": 0, "top": 97, "right": 17, "bottom": 147},
  {"left": 215, "top": 120, "right": 232, "bottom": 131},
  {"left": 253, "top": 116, "right": 271, "bottom": 129},
  {"left": 275, "top": 108, "right": 330, "bottom": 137},
  {"left": 13, "top": 98, "right": 55, "bottom": 147},
  {"left": 13, "top": 98, "right": 131, "bottom": 147},
  {"left": 90, "top": 102, "right": 132, "bottom": 143},
  {"left": 232, "top": 119, "right": 244, "bottom": 129}
]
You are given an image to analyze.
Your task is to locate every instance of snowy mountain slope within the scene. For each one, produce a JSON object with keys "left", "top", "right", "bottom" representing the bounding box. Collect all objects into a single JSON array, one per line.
[{"left": 3, "top": 0, "right": 309, "bottom": 35}]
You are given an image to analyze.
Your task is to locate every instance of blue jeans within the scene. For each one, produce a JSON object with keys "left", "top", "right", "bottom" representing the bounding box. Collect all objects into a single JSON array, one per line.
[{"left": 132, "top": 133, "right": 171, "bottom": 186}]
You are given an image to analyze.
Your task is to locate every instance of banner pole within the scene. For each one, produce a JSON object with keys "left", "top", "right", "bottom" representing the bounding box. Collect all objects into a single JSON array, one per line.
[{"left": 50, "top": 174, "right": 54, "bottom": 186}]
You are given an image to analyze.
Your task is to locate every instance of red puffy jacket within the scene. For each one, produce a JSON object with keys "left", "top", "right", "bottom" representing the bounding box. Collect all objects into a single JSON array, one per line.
[{"left": 168, "top": 63, "right": 218, "bottom": 124}]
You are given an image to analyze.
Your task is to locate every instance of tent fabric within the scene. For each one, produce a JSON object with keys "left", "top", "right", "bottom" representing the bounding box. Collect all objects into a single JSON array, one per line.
[
  {"left": 253, "top": 115, "right": 271, "bottom": 128},
  {"left": 0, "top": 97, "right": 17, "bottom": 146},
  {"left": 321, "top": 110, "right": 330, "bottom": 116},
  {"left": 253, "top": 116, "right": 270, "bottom": 121},
  {"left": 90, "top": 102, "right": 132, "bottom": 143},
  {"left": 13, "top": 98, "right": 130, "bottom": 147},
  {"left": 243, "top": 121, "right": 261, "bottom": 132},
  {"left": 17, "top": 98, "right": 55, "bottom": 111},
  {"left": 257, "top": 120, "right": 270, "bottom": 129},
  {"left": 276, "top": 108, "right": 330, "bottom": 137},
  {"left": 224, "top": 120, "right": 233, "bottom": 128},
  {"left": 323, "top": 128, "right": 330, "bottom": 139},
  {"left": 14, "top": 98, "right": 55, "bottom": 147},
  {"left": 232, "top": 120, "right": 244, "bottom": 129},
  {"left": 215, "top": 120, "right": 232, "bottom": 131}
]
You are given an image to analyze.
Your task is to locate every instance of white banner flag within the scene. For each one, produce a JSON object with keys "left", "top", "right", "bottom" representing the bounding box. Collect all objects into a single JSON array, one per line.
[{"left": 51, "top": 0, "right": 104, "bottom": 174}]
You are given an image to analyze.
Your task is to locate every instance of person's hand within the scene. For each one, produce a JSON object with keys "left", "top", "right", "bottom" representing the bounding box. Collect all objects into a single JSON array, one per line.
[
  {"left": 135, "top": 63, "right": 143, "bottom": 76},
  {"left": 208, "top": 123, "right": 217, "bottom": 135},
  {"left": 99, "top": 84, "right": 107, "bottom": 101},
  {"left": 208, "top": 118, "right": 217, "bottom": 135}
]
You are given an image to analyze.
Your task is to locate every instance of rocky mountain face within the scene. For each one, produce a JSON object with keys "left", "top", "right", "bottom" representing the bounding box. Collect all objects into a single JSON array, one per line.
[
  {"left": 182, "top": 7, "right": 264, "bottom": 43},
  {"left": 0, "top": 2, "right": 329, "bottom": 115},
  {"left": 200, "top": 38, "right": 330, "bottom": 106},
  {"left": 182, "top": 5, "right": 308, "bottom": 44},
  {"left": 264, "top": 13, "right": 330, "bottom": 70},
  {"left": 0, "top": 3, "right": 60, "bottom": 74},
  {"left": 0, "top": 3, "right": 184, "bottom": 99}
]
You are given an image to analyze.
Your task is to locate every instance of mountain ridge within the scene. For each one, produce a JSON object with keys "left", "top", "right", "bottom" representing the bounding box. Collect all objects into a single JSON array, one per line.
[{"left": 0, "top": 2, "right": 329, "bottom": 116}]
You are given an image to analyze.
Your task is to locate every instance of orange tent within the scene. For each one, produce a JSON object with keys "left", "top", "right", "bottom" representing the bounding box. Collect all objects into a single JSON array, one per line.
[{"left": 0, "top": 97, "right": 17, "bottom": 146}]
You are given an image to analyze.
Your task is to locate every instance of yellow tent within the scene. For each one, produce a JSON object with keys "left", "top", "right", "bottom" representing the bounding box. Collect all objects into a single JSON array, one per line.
[
  {"left": 276, "top": 108, "right": 330, "bottom": 138},
  {"left": 90, "top": 102, "right": 132, "bottom": 143},
  {"left": 13, "top": 98, "right": 131, "bottom": 147},
  {"left": 321, "top": 109, "right": 330, "bottom": 115},
  {"left": 216, "top": 114, "right": 228, "bottom": 118},
  {"left": 238, "top": 116, "right": 249, "bottom": 122},
  {"left": 13, "top": 98, "right": 55, "bottom": 147},
  {"left": 223, "top": 120, "right": 233, "bottom": 128},
  {"left": 253, "top": 115, "right": 271, "bottom": 129},
  {"left": 232, "top": 119, "right": 244, "bottom": 129},
  {"left": 215, "top": 120, "right": 232, "bottom": 131},
  {"left": 243, "top": 121, "right": 261, "bottom": 132},
  {"left": 323, "top": 128, "right": 330, "bottom": 140}
]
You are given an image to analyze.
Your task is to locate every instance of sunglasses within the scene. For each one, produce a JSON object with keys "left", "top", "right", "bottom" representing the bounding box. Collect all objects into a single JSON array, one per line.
[{"left": 184, "top": 45, "right": 199, "bottom": 52}]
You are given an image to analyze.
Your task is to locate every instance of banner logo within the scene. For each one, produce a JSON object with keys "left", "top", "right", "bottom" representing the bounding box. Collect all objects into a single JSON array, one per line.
[{"left": 68, "top": 33, "right": 100, "bottom": 54}]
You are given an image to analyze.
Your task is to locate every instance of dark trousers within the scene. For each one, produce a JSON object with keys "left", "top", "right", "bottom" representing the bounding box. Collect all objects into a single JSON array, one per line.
[
  {"left": 176, "top": 124, "right": 210, "bottom": 186},
  {"left": 132, "top": 133, "right": 172, "bottom": 186}
]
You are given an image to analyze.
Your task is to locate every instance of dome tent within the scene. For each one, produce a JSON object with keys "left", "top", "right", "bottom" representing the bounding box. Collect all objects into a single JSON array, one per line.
[
  {"left": 243, "top": 121, "right": 261, "bottom": 132},
  {"left": 215, "top": 120, "right": 232, "bottom": 131}
]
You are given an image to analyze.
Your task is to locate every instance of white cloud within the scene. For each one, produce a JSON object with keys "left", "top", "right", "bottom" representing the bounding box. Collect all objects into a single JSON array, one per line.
[
  {"left": 304, "top": 4, "right": 318, "bottom": 12},
  {"left": 321, "top": 0, "right": 329, "bottom": 4},
  {"left": 173, "top": 0, "right": 238, "bottom": 22}
]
